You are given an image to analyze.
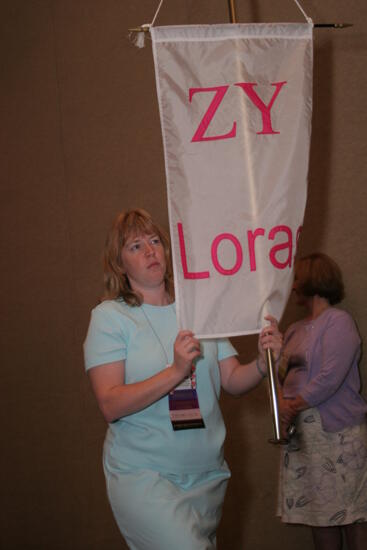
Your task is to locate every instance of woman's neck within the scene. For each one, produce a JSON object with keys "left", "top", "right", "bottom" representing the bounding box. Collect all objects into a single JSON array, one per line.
[
  {"left": 309, "top": 295, "right": 330, "bottom": 320},
  {"left": 142, "top": 286, "right": 171, "bottom": 306}
]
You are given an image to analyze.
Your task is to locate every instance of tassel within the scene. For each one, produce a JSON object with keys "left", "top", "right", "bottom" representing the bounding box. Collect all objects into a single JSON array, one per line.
[{"left": 128, "top": 24, "right": 150, "bottom": 49}]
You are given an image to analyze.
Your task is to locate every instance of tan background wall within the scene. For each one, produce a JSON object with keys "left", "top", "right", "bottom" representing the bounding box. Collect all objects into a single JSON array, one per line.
[{"left": 1, "top": 1, "right": 366, "bottom": 548}]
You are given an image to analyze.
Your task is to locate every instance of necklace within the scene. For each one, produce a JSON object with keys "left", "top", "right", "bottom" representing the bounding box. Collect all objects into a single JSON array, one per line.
[
  {"left": 141, "top": 303, "right": 205, "bottom": 430},
  {"left": 141, "top": 304, "right": 175, "bottom": 365}
]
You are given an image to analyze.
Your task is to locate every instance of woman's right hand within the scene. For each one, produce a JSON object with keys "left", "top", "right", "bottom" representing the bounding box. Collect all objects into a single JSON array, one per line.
[
  {"left": 277, "top": 391, "right": 296, "bottom": 438},
  {"left": 173, "top": 330, "right": 201, "bottom": 378},
  {"left": 258, "top": 315, "right": 283, "bottom": 362},
  {"left": 278, "top": 391, "right": 309, "bottom": 438}
]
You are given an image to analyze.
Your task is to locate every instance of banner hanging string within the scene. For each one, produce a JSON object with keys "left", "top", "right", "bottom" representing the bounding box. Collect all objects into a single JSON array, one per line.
[
  {"left": 292, "top": 0, "right": 313, "bottom": 24},
  {"left": 151, "top": 0, "right": 165, "bottom": 27},
  {"left": 139, "top": 0, "right": 311, "bottom": 29},
  {"left": 149, "top": 0, "right": 312, "bottom": 26},
  {"left": 129, "top": 0, "right": 350, "bottom": 44},
  {"left": 129, "top": 0, "right": 164, "bottom": 48}
]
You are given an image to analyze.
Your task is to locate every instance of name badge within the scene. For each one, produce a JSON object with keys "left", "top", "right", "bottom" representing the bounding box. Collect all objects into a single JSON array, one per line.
[{"left": 168, "top": 365, "right": 206, "bottom": 430}]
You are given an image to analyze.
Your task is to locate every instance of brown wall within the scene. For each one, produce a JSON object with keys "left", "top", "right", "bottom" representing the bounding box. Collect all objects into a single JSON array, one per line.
[{"left": 1, "top": 1, "right": 366, "bottom": 548}]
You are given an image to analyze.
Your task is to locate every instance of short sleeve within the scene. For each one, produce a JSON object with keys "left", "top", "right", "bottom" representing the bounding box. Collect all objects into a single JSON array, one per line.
[
  {"left": 83, "top": 305, "right": 127, "bottom": 370},
  {"left": 217, "top": 338, "right": 238, "bottom": 361}
]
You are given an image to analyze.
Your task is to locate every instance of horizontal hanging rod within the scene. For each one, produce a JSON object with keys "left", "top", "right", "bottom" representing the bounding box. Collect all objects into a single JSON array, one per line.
[
  {"left": 128, "top": 22, "right": 353, "bottom": 33},
  {"left": 314, "top": 23, "right": 353, "bottom": 28},
  {"left": 130, "top": 0, "right": 352, "bottom": 32},
  {"left": 129, "top": 26, "right": 151, "bottom": 33}
]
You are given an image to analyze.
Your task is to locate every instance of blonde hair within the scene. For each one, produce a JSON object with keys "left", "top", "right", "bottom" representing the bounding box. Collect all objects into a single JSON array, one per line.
[{"left": 103, "top": 209, "right": 174, "bottom": 306}]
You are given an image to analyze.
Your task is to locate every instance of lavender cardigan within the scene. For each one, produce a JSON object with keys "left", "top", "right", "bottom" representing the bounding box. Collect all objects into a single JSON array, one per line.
[{"left": 282, "top": 307, "right": 367, "bottom": 432}]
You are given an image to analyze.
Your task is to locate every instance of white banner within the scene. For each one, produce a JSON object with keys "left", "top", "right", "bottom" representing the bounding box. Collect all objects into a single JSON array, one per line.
[{"left": 151, "top": 24, "right": 313, "bottom": 337}]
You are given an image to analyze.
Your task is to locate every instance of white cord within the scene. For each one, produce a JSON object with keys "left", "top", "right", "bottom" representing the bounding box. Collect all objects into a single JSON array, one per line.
[
  {"left": 129, "top": 0, "right": 164, "bottom": 48},
  {"left": 151, "top": 0, "right": 164, "bottom": 27},
  {"left": 292, "top": 0, "right": 313, "bottom": 24},
  {"left": 131, "top": 0, "right": 312, "bottom": 49},
  {"left": 151, "top": 1, "right": 311, "bottom": 26}
]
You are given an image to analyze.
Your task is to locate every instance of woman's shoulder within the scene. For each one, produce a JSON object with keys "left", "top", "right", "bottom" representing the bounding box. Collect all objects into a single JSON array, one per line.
[
  {"left": 320, "top": 307, "right": 355, "bottom": 327},
  {"left": 93, "top": 298, "right": 128, "bottom": 314},
  {"left": 284, "top": 308, "right": 355, "bottom": 336},
  {"left": 91, "top": 299, "right": 140, "bottom": 326},
  {"left": 315, "top": 308, "right": 360, "bottom": 346}
]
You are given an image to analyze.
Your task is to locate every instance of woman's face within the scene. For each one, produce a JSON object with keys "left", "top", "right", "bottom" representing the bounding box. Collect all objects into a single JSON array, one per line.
[
  {"left": 292, "top": 277, "right": 304, "bottom": 305},
  {"left": 120, "top": 232, "right": 167, "bottom": 295},
  {"left": 292, "top": 271, "right": 311, "bottom": 308}
]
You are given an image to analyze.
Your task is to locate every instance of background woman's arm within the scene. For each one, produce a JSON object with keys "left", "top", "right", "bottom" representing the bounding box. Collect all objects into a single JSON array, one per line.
[
  {"left": 299, "top": 312, "right": 360, "bottom": 407},
  {"left": 278, "top": 312, "right": 360, "bottom": 433}
]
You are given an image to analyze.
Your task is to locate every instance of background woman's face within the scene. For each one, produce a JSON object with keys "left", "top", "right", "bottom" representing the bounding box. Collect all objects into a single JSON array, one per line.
[{"left": 292, "top": 272, "right": 311, "bottom": 308}]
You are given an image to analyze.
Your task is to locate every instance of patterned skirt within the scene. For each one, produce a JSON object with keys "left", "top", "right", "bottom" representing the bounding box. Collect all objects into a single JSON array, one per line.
[{"left": 277, "top": 408, "right": 367, "bottom": 526}]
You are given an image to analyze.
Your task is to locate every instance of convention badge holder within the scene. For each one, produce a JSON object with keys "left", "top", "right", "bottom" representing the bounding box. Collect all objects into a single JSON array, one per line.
[{"left": 168, "top": 366, "right": 206, "bottom": 430}]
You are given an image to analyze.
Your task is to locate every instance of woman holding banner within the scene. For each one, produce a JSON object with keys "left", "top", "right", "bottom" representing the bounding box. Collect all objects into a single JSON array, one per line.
[
  {"left": 277, "top": 253, "right": 367, "bottom": 550},
  {"left": 84, "top": 208, "right": 282, "bottom": 550}
]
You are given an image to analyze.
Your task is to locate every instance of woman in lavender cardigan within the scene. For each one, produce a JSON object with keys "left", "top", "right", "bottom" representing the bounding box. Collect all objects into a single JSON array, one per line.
[{"left": 277, "top": 253, "right": 367, "bottom": 550}]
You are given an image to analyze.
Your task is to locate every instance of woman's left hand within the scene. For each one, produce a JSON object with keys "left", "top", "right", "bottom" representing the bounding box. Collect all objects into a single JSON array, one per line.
[{"left": 258, "top": 315, "right": 283, "bottom": 362}]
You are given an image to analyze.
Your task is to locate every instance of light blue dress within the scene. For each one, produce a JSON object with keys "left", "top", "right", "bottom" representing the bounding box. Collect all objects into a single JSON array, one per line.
[{"left": 84, "top": 300, "right": 237, "bottom": 549}]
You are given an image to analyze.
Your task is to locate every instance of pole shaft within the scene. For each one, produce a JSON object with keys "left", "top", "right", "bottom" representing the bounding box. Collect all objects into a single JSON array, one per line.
[
  {"left": 228, "top": 0, "right": 238, "bottom": 23},
  {"left": 266, "top": 348, "right": 286, "bottom": 443}
]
